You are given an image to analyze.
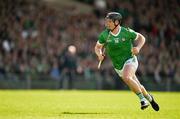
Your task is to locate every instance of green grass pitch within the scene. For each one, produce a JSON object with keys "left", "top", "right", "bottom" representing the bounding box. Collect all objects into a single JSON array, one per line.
[{"left": 0, "top": 90, "right": 180, "bottom": 119}]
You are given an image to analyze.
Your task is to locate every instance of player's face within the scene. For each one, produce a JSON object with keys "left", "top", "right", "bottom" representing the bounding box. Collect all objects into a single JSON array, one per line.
[{"left": 105, "top": 18, "right": 115, "bottom": 30}]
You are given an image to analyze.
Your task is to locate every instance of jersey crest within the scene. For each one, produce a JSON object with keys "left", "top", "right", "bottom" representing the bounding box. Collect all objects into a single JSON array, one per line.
[{"left": 122, "top": 38, "right": 126, "bottom": 42}]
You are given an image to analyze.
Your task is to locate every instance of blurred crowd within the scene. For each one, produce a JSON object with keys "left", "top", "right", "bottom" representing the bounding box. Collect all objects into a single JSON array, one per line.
[{"left": 0, "top": 0, "right": 179, "bottom": 89}]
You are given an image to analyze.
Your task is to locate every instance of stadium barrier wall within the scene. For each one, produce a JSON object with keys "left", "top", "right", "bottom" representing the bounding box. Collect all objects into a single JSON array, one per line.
[{"left": 0, "top": 73, "right": 179, "bottom": 91}]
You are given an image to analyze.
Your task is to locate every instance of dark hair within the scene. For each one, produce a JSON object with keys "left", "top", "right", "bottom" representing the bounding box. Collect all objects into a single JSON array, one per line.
[{"left": 105, "top": 12, "right": 122, "bottom": 24}]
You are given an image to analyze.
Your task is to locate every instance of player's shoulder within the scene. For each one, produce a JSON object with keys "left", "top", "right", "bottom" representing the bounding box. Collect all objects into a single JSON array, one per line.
[
  {"left": 100, "top": 29, "right": 109, "bottom": 35},
  {"left": 121, "top": 26, "right": 136, "bottom": 33},
  {"left": 99, "top": 29, "right": 109, "bottom": 37}
]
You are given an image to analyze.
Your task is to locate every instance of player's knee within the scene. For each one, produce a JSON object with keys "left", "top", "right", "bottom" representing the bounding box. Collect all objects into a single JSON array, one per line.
[
  {"left": 122, "top": 75, "right": 132, "bottom": 83},
  {"left": 140, "top": 85, "right": 144, "bottom": 89}
]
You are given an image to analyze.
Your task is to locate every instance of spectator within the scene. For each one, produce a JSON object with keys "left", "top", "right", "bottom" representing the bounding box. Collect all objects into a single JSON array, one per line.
[{"left": 0, "top": 0, "right": 179, "bottom": 90}]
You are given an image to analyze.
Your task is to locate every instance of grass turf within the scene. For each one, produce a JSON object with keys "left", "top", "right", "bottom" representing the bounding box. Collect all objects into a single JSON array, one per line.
[{"left": 0, "top": 90, "right": 180, "bottom": 119}]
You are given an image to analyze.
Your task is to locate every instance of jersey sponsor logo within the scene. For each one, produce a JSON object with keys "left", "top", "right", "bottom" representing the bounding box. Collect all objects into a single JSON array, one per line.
[
  {"left": 107, "top": 39, "right": 112, "bottom": 43},
  {"left": 107, "top": 38, "right": 126, "bottom": 43}
]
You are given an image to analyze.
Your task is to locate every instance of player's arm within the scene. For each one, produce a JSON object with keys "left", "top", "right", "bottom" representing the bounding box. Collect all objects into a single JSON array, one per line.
[
  {"left": 95, "top": 41, "right": 104, "bottom": 61},
  {"left": 132, "top": 33, "right": 145, "bottom": 55}
]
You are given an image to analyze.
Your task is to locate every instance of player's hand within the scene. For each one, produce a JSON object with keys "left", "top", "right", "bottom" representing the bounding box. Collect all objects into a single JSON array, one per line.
[
  {"left": 131, "top": 47, "right": 140, "bottom": 55},
  {"left": 98, "top": 54, "right": 105, "bottom": 62}
]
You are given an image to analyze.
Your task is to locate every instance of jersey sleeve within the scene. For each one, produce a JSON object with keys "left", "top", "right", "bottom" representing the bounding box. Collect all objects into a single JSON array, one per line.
[{"left": 127, "top": 28, "right": 138, "bottom": 42}]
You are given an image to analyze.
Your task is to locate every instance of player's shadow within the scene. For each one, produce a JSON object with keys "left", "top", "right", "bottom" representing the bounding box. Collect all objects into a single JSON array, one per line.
[{"left": 61, "top": 112, "right": 110, "bottom": 115}]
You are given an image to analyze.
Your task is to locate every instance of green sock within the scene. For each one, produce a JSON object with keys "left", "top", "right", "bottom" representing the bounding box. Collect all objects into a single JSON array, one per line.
[
  {"left": 136, "top": 92, "right": 146, "bottom": 101},
  {"left": 145, "top": 94, "right": 152, "bottom": 102}
]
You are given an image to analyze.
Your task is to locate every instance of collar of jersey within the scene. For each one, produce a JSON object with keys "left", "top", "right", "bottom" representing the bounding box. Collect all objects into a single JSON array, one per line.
[{"left": 110, "top": 26, "right": 121, "bottom": 37}]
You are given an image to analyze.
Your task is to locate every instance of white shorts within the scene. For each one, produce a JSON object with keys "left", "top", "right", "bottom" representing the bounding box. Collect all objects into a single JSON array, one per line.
[{"left": 115, "top": 56, "right": 138, "bottom": 77}]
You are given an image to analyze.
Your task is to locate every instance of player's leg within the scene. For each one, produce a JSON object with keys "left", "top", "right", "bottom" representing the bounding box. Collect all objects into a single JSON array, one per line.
[
  {"left": 132, "top": 75, "right": 152, "bottom": 101},
  {"left": 133, "top": 75, "right": 159, "bottom": 111},
  {"left": 122, "top": 64, "right": 149, "bottom": 110},
  {"left": 122, "top": 64, "right": 141, "bottom": 93}
]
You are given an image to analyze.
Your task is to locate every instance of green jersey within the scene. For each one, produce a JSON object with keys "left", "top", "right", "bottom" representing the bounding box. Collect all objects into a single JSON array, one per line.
[{"left": 98, "top": 26, "right": 137, "bottom": 70}]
